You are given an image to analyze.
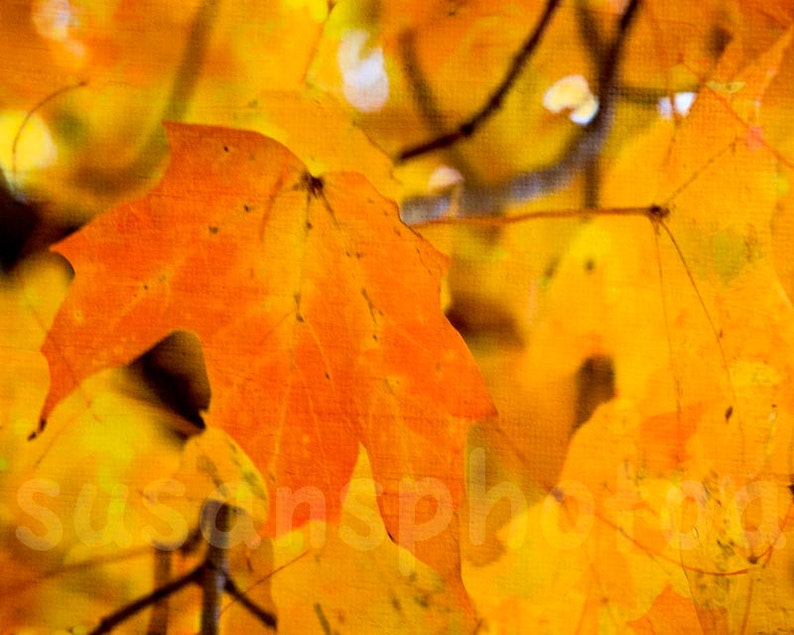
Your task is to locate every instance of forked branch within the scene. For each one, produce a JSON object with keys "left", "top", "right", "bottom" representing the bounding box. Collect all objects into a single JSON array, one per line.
[
  {"left": 85, "top": 503, "right": 277, "bottom": 635},
  {"left": 400, "top": 0, "right": 643, "bottom": 223}
]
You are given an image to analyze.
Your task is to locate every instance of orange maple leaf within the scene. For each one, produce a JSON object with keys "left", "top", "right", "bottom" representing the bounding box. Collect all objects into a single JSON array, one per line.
[
  {"left": 39, "top": 122, "right": 495, "bottom": 595},
  {"left": 628, "top": 584, "right": 710, "bottom": 634}
]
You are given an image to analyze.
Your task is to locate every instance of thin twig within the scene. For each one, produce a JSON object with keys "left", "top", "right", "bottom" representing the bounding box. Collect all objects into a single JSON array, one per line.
[
  {"left": 84, "top": 556, "right": 281, "bottom": 634},
  {"left": 10, "top": 81, "right": 87, "bottom": 195},
  {"left": 396, "top": 0, "right": 563, "bottom": 163},
  {"left": 411, "top": 204, "right": 649, "bottom": 229},
  {"left": 219, "top": 550, "right": 308, "bottom": 624},
  {"left": 502, "top": 0, "right": 642, "bottom": 201},
  {"left": 576, "top": 0, "right": 605, "bottom": 209},
  {"left": 223, "top": 576, "right": 278, "bottom": 630},
  {"left": 400, "top": 0, "right": 643, "bottom": 223},
  {"left": 78, "top": 502, "right": 286, "bottom": 634},
  {"left": 398, "top": 29, "right": 480, "bottom": 181},
  {"left": 146, "top": 550, "right": 173, "bottom": 634},
  {"left": 575, "top": 0, "right": 606, "bottom": 66},
  {"left": 87, "top": 565, "right": 203, "bottom": 635}
]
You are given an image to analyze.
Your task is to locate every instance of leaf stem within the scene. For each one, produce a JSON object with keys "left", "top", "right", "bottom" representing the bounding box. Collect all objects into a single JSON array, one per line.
[{"left": 410, "top": 205, "right": 649, "bottom": 229}]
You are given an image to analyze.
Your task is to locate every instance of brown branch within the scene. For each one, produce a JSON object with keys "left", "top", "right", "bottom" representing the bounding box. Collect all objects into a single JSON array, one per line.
[
  {"left": 410, "top": 205, "right": 650, "bottom": 229},
  {"left": 201, "top": 501, "right": 230, "bottom": 635},
  {"left": 398, "top": 29, "right": 479, "bottom": 181},
  {"left": 224, "top": 577, "right": 277, "bottom": 630},
  {"left": 85, "top": 503, "right": 278, "bottom": 634},
  {"left": 146, "top": 550, "right": 173, "bottom": 634},
  {"left": 395, "top": 0, "right": 563, "bottom": 163},
  {"left": 575, "top": 0, "right": 607, "bottom": 66},
  {"left": 401, "top": 0, "right": 643, "bottom": 223},
  {"left": 87, "top": 565, "right": 202, "bottom": 635}
]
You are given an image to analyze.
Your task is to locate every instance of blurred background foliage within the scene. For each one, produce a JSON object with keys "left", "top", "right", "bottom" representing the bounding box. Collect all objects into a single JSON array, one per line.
[{"left": 3, "top": 0, "right": 794, "bottom": 632}]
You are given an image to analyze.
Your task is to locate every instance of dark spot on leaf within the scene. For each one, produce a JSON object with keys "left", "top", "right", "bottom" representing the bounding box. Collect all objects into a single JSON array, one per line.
[
  {"left": 223, "top": 145, "right": 229, "bottom": 152},
  {"left": 243, "top": 204, "right": 251, "bottom": 212},
  {"left": 725, "top": 405, "right": 733, "bottom": 421},
  {"left": 708, "top": 24, "right": 732, "bottom": 58},
  {"left": 143, "top": 284, "right": 149, "bottom": 291},
  {"left": 306, "top": 220, "right": 313, "bottom": 230},
  {"left": 648, "top": 205, "right": 669, "bottom": 221},
  {"left": 355, "top": 251, "right": 363, "bottom": 259},
  {"left": 296, "top": 313, "right": 305, "bottom": 323},
  {"left": 414, "top": 593, "right": 429, "bottom": 608},
  {"left": 584, "top": 259, "right": 595, "bottom": 272},
  {"left": 324, "top": 371, "right": 331, "bottom": 380},
  {"left": 208, "top": 225, "right": 219, "bottom": 235},
  {"left": 303, "top": 172, "right": 324, "bottom": 197},
  {"left": 575, "top": 356, "right": 615, "bottom": 429}
]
